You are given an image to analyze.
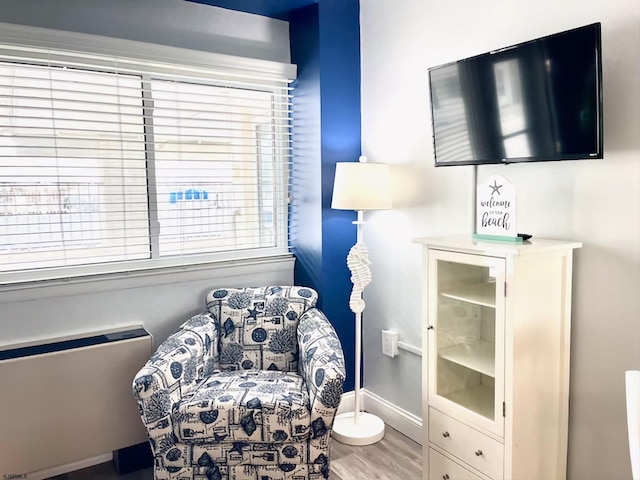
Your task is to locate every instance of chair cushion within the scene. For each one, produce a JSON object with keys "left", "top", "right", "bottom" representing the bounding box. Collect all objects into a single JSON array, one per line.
[
  {"left": 205, "top": 286, "right": 318, "bottom": 372},
  {"left": 173, "top": 370, "right": 311, "bottom": 443}
]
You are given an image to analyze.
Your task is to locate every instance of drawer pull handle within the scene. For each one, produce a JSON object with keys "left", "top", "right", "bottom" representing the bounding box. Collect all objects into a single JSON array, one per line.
[
  {"left": 443, "top": 475, "right": 450, "bottom": 480},
  {"left": 475, "top": 449, "right": 483, "bottom": 456},
  {"left": 442, "top": 431, "right": 450, "bottom": 438}
]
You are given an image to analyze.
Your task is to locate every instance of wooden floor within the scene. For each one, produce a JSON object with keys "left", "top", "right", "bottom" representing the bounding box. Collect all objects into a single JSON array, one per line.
[
  {"left": 330, "top": 427, "right": 422, "bottom": 480},
  {"left": 50, "top": 426, "right": 422, "bottom": 480}
]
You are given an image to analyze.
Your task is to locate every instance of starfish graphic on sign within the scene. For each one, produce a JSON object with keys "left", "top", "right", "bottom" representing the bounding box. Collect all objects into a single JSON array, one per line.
[
  {"left": 474, "top": 174, "right": 519, "bottom": 242},
  {"left": 489, "top": 179, "right": 503, "bottom": 195}
]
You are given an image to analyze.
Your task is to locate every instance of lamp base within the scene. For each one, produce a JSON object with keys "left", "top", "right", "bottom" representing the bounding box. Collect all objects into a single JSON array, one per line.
[{"left": 331, "top": 411, "right": 385, "bottom": 446}]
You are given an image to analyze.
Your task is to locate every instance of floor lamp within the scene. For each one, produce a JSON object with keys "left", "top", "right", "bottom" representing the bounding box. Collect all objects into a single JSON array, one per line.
[
  {"left": 627, "top": 370, "right": 640, "bottom": 480},
  {"left": 330, "top": 155, "right": 391, "bottom": 446}
]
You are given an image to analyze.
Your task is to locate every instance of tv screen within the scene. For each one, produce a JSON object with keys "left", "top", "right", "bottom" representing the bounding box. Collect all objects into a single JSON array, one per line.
[{"left": 429, "top": 23, "right": 603, "bottom": 166}]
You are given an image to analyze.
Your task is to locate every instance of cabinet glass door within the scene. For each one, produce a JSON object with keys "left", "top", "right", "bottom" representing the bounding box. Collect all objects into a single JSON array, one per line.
[{"left": 427, "top": 249, "right": 505, "bottom": 435}]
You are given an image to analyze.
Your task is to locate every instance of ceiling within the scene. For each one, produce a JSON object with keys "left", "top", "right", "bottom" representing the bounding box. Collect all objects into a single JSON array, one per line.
[{"left": 186, "top": 0, "right": 319, "bottom": 20}]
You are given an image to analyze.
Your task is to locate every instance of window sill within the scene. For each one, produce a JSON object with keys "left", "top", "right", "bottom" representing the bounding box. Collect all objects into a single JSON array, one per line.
[{"left": 0, "top": 253, "right": 294, "bottom": 304}]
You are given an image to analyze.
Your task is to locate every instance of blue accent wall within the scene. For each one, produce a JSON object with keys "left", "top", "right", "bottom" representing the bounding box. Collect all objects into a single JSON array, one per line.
[
  {"left": 289, "top": 4, "right": 323, "bottom": 292},
  {"left": 188, "top": 0, "right": 317, "bottom": 20},
  {"left": 186, "top": 0, "right": 362, "bottom": 392},
  {"left": 289, "top": 0, "right": 361, "bottom": 392}
]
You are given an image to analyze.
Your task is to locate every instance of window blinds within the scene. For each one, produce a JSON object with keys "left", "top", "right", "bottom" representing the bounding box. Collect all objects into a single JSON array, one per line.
[{"left": 0, "top": 42, "right": 293, "bottom": 284}]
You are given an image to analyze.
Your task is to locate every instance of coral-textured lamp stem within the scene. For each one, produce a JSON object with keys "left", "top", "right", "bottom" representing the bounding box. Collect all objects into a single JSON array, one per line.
[{"left": 330, "top": 155, "right": 391, "bottom": 446}]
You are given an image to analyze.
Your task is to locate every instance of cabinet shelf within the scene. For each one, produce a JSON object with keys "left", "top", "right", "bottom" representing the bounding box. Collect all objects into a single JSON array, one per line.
[
  {"left": 441, "top": 384, "right": 495, "bottom": 421},
  {"left": 440, "top": 282, "right": 496, "bottom": 308},
  {"left": 438, "top": 340, "right": 495, "bottom": 377}
]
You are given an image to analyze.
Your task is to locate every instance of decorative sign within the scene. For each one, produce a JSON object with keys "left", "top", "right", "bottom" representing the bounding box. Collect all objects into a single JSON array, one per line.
[{"left": 475, "top": 174, "right": 517, "bottom": 240}]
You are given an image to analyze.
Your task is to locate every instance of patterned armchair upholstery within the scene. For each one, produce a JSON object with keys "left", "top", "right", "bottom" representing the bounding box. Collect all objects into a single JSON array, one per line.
[{"left": 133, "top": 286, "right": 346, "bottom": 480}]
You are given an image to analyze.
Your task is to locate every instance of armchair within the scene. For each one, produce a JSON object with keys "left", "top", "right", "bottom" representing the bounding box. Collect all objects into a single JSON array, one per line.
[{"left": 133, "top": 286, "right": 346, "bottom": 480}]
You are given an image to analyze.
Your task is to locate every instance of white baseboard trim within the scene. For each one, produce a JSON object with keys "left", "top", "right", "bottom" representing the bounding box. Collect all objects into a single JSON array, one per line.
[
  {"left": 337, "top": 390, "right": 355, "bottom": 415},
  {"left": 363, "top": 390, "right": 423, "bottom": 445},
  {"left": 28, "top": 453, "right": 113, "bottom": 480},
  {"left": 336, "top": 389, "right": 423, "bottom": 445}
]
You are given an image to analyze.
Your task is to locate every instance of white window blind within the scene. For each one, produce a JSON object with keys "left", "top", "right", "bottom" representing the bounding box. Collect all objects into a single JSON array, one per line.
[{"left": 0, "top": 42, "right": 293, "bottom": 284}]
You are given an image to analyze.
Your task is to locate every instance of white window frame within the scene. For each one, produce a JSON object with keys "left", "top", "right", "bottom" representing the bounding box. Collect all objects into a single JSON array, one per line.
[{"left": 0, "top": 22, "right": 296, "bottom": 287}]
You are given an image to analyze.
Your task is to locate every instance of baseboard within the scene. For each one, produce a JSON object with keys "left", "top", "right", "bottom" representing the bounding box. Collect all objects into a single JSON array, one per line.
[
  {"left": 337, "top": 390, "right": 355, "bottom": 415},
  {"left": 336, "top": 389, "right": 423, "bottom": 445},
  {"left": 28, "top": 453, "right": 112, "bottom": 480},
  {"left": 363, "top": 389, "right": 423, "bottom": 445}
]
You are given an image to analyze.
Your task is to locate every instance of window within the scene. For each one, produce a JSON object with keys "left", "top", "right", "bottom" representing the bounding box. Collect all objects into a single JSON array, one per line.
[{"left": 0, "top": 42, "right": 293, "bottom": 284}]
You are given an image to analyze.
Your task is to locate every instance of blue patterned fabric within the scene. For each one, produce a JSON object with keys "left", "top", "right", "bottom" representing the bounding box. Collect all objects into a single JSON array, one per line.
[
  {"left": 206, "top": 286, "right": 318, "bottom": 372},
  {"left": 297, "top": 309, "right": 347, "bottom": 465},
  {"left": 174, "top": 370, "right": 310, "bottom": 442},
  {"left": 133, "top": 286, "right": 345, "bottom": 480}
]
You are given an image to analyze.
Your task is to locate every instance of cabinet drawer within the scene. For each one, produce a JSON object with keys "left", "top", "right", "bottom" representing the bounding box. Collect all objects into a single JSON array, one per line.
[
  {"left": 429, "top": 447, "right": 484, "bottom": 480},
  {"left": 429, "top": 408, "right": 503, "bottom": 479}
]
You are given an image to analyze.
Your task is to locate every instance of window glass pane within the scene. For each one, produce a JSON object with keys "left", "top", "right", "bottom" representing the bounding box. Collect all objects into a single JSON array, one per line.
[
  {"left": 0, "top": 63, "right": 148, "bottom": 272},
  {"left": 0, "top": 46, "right": 292, "bottom": 282},
  {"left": 151, "top": 79, "right": 282, "bottom": 257}
]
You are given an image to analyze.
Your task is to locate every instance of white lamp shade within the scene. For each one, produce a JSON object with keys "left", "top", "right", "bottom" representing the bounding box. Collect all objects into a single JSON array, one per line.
[{"left": 331, "top": 162, "right": 392, "bottom": 211}]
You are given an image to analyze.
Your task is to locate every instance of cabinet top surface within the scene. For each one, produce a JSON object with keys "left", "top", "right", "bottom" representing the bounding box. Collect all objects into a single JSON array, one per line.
[{"left": 412, "top": 235, "right": 582, "bottom": 256}]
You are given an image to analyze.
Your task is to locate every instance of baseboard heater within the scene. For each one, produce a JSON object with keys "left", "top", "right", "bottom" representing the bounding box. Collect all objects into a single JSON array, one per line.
[{"left": 0, "top": 326, "right": 153, "bottom": 476}]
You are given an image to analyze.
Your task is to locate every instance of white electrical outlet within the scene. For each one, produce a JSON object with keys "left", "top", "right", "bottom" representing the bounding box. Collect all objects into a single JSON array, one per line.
[{"left": 381, "top": 330, "right": 399, "bottom": 357}]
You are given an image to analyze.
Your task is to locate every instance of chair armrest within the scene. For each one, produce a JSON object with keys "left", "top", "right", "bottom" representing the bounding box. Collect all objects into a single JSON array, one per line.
[
  {"left": 298, "top": 308, "right": 346, "bottom": 464},
  {"left": 132, "top": 312, "right": 218, "bottom": 454}
]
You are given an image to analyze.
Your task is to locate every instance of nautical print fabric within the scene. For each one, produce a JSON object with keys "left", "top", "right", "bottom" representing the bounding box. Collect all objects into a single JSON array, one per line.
[
  {"left": 174, "top": 370, "right": 311, "bottom": 442},
  {"left": 297, "top": 308, "right": 346, "bottom": 466},
  {"left": 133, "top": 286, "right": 345, "bottom": 480},
  {"left": 152, "top": 462, "right": 328, "bottom": 480},
  {"left": 133, "top": 312, "right": 219, "bottom": 457},
  {"left": 206, "top": 286, "right": 318, "bottom": 372}
]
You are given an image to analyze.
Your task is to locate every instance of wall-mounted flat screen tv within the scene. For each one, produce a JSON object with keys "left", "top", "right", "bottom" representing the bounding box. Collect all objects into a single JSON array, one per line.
[{"left": 429, "top": 23, "right": 603, "bottom": 166}]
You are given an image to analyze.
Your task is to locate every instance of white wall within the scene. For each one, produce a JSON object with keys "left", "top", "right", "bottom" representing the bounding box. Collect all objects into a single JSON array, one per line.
[
  {"left": 0, "top": 1, "right": 294, "bottom": 347},
  {"left": 0, "top": 259, "right": 294, "bottom": 349},
  {"left": 360, "top": 1, "right": 640, "bottom": 479}
]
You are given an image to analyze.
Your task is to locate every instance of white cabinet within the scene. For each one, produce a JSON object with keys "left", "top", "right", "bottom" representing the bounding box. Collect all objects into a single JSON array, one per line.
[{"left": 414, "top": 236, "right": 581, "bottom": 480}]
